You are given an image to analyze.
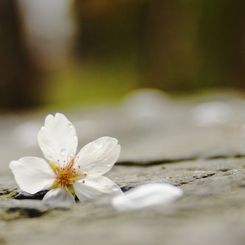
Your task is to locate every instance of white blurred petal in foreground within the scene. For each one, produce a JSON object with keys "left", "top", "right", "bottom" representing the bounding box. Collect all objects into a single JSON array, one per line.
[{"left": 111, "top": 183, "right": 183, "bottom": 212}]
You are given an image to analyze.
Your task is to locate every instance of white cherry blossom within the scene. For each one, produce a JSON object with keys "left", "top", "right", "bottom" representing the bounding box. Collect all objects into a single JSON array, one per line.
[{"left": 9, "top": 113, "right": 122, "bottom": 204}]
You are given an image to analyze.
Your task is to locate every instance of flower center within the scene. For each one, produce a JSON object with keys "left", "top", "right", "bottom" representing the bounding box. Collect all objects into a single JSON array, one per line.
[
  {"left": 56, "top": 167, "right": 77, "bottom": 188},
  {"left": 49, "top": 161, "right": 84, "bottom": 191}
]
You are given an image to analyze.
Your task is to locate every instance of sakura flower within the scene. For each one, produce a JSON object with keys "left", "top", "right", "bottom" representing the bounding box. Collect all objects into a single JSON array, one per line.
[{"left": 9, "top": 113, "right": 122, "bottom": 204}]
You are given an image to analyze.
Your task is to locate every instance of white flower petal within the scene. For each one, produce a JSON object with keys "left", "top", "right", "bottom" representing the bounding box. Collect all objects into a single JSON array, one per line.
[
  {"left": 38, "top": 113, "right": 78, "bottom": 167},
  {"left": 75, "top": 137, "right": 120, "bottom": 175},
  {"left": 42, "top": 188, "right": 75, "bottom": 205},
  {"left": 73, "top": 176, "right": 122, "bottom": 200},
  {"left": 9, "top": 157, "right": 55, "bottom": 194},
  {"left": 111, "top": 183, "right": 183, "bottom": 212}
]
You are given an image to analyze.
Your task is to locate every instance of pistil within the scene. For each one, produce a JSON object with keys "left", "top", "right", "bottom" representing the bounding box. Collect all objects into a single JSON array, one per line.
[{"left": 49, "top": 162, "right": 85, "bottom": 190}]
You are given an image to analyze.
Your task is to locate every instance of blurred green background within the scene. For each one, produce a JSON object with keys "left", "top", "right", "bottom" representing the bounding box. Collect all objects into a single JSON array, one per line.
[{"left": 0, "top": 0, "right": 244, "bottom": 111}]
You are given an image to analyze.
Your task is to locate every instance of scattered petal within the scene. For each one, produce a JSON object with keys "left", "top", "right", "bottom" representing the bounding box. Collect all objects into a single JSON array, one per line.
[
  {"left": 38, "top": 113, "right": 78, "bottom": 167},
  {"left": 43, "top": 188, "right": 75, "bottom": 205},
  {"left": 190, "top": 102, "right": 232, "bottom": 126},
  {"left": 74, "top": 176, "right": 122, "bottom": 200},
  {"left": 111, "top": 183, "right": 183, "bottom": 212},
  {"left": 9, "top": 157, "right": 55, "bottom": 194},
  {"left": 13, "top": 121, "right": 41, "bottom": 148},
  {"left": 122, "top": 88, "right": 171, "bottom": 119},
  {"left": 75, "top": 137, "right": 120, "bottom": 175}
]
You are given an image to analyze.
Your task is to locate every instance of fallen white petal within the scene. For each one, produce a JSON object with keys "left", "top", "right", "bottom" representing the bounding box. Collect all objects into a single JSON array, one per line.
[
  {"left": 13, "top": 121, "right": 41, "bottom": 148},
  {"left": 9, "top": 157, "right": 55, "bottom": 194},
  {"left": 190, "top": 102, "right": 231, "bottom": 126},
  {"left": 38, "top": 113, "right": 78, "bottom": 167},
  {"left": 74, "top": 175, "right": 122, "bottom": 200},
  {"left": 111, "top": 183, "right": 183, "bottom": 212},
  {"left": 42, "top": 188, "right": 75, "bottom": 205},
  {"left": 75, "top": 137, "right": 120, "bottom": 175}
]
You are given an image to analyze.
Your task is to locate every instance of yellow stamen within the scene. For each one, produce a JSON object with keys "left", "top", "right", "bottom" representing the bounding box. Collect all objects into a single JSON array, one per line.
[
  {"left": 48, "top": 162, "right": 84, "bottom": 191},
  {"left": 67, "top": 184, "right": 76, "bottom": 196},
  {"left": 49, "top": 162, "right": 60, "bottom": 172},
  {"left": 49, "top": 181, "right": 59, "bottom": 190}
]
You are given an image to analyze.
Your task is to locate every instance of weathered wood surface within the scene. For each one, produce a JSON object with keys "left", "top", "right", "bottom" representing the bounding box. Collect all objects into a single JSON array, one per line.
[{"left": 1, "top": 90, "right": 245, "bottom": 245}]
